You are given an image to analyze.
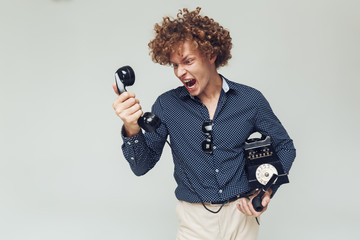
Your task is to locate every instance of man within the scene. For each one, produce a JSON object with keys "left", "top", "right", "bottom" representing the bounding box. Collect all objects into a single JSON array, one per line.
[{"left": 112, "top": 7, "right": 296, "bottom": 240}]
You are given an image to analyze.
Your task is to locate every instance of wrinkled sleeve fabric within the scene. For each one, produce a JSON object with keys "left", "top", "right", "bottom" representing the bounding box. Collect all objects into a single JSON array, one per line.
[
  {"left": 121, "top": 97, "right": 168, "bottom": 176},
  {"left": 254, "top": 91, "right": 296, "bottom": 196}
]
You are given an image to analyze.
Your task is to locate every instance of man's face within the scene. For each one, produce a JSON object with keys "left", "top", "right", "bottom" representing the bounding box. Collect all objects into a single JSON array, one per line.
[{"left": 170, "top": 40, "right": 216, "bottom": 97}]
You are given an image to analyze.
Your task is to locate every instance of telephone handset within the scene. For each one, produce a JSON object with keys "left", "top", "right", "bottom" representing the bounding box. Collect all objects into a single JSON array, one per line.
[{"left": 115, "top": 65, "right": 161, "bottom": 132}]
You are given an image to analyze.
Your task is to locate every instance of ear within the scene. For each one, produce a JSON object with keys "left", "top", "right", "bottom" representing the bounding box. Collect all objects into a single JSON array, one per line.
[{"left": 209, "top": 54, "right": 217, "bottom": 64}]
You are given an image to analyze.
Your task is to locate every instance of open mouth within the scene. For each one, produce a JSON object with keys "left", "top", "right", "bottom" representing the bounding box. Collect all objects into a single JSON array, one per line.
[{"left": 184, "top": 79, "right": 197, "bottom": 89}]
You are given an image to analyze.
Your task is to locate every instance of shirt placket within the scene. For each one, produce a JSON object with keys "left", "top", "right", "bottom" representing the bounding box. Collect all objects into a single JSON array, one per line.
[
  {"left": 198, "top": 92, "right": 228, "bottom": 200},
  {"left": 214, "top": 92, "right": 228, "bottom": 199}
]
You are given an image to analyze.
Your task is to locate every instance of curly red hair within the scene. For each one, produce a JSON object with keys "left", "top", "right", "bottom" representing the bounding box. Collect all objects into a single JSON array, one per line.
[{"left": 148, "top": 7, "right": 232, "bottom": 69}]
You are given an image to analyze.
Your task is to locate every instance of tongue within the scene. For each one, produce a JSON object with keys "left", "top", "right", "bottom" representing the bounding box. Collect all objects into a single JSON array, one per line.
[{"left": 187, "top": 79, "right": 196, "bottom": 87}]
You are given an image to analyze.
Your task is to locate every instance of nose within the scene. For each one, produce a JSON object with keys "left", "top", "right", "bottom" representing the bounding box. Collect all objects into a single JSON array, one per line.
[{"left": 175, "top": 64, "right": 187, "bottom": 78}]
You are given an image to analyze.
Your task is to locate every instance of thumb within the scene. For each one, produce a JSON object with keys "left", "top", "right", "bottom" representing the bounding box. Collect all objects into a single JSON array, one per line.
[
  {"left": 262, "top": 195, "right": 271, "bottom": 207},
  {"left": 113, "top": 82, "right": 120, "bottom": 95}
]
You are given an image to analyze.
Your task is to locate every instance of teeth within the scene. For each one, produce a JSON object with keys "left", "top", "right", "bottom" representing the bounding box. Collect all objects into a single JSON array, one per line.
[{"left": 183, "top": 79, "right": 196, "bottom": 89}]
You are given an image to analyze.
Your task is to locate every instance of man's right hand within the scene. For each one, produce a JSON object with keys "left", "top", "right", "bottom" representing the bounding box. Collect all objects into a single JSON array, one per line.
[{"left": 112, "top": 83, "right": 142, "bottom": 137}]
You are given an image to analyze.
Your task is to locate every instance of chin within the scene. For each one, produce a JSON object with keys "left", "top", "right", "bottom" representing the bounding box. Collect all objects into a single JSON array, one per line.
[{"left": 187, "top": 89, "right": 199, "bottom": 96}]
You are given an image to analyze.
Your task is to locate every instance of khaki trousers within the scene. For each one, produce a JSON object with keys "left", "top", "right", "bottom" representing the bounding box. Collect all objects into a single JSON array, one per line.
[{"left": 176, "top": 200, "right": 259, "bottom": 240}]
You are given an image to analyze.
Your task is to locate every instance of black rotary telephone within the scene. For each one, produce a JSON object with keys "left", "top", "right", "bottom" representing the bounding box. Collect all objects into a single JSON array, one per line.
[
  {"left": 114, "top": 65, "right": 161, "bottom": 132},
  {"left": 244, "top": 135, "right": 290, "bottom": 212}
]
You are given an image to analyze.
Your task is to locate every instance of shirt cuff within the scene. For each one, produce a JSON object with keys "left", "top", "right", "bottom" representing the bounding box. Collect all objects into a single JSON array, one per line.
[{"left": 121, "top": 125, "right": 144, "bottom": 144}]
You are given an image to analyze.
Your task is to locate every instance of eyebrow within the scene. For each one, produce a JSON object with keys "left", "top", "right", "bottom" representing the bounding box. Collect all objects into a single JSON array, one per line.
[
  {"left": 183, "top": 55, "right": 194, "bottom": 62},
  {"left": 171, "top": 54, "right": 194, "bottom": 65}
]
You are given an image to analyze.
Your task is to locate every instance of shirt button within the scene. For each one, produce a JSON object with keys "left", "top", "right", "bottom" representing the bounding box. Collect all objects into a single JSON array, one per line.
[
  {"left": 215, "top": 169, "right": 219, "bottom": 173},
  {"left": 213, "top": 146, "right": 217, "bottom": 149},
  {"left": 130, "top": 157, "right": 134, "bottom": 160},
  {"left": 219, "top": 189, "right": 223, "bottom": 194},
  {"left": 134, "top": 140, "right": 139, "bottom": 143},
  {"left": 127, "top": 142, "right": 131, "bottom": 145}
]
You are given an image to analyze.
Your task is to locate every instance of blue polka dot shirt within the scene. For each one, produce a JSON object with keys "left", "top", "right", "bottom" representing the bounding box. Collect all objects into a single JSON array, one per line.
[{"left": 121, "top": 76, "right": 296, "bottom": 203}]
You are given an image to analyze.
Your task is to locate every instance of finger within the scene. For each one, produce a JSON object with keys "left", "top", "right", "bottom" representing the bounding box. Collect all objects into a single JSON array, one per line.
[
  {"left": 115, "top": 92, "right": 136, "bottom": 104},
  {"left": 121, "top": 97, "right": 140, "bottom": 112},
  {"left": 236, "top": 202, "right": 242, "bottom": 212},
  {"left": 237, "top": 198, "right": 253, "bottom": 216},
  {"left": 236, "top": 202, "right": 248, "bottom": 216},
  {"left": 248, "top": 199, "right": 262, "bottom": 217},
  {"left": 113, "top": 93, "right": 131, "bottom": 109},
  {"left": 113, "top": 82, "right": 119, "bottom": 95},
  {"left": 249, "top": 193, "right": 270, "bottom": 217},
  {"left": 236, "top": 199, "right": 245, "bottom": 213},
  {"left": 122, "top": 102, "right": 142, "bottom": 118},
  {"left": 117, "top": 101, "right": 142, "bottom": 121},
  {"left": 113, "top": 94, "right": 138, "bottom": 113},
  {"left": 122, "top": 109, "right": 143, "bottom": 125},
  {"left": 246, "top": 190, "right": 263, "bottom": 216},
  {"left": 261, "top": 193, "right": 271, "bottom": 208}
]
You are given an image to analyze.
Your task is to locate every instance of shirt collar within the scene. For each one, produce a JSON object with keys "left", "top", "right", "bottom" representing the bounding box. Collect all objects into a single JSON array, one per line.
[
  {"left": 221, "top": 75, "right": 230, "bottom": 93},
  {"left": 179, "top": 74, "right": 231, "bottom": 100}
]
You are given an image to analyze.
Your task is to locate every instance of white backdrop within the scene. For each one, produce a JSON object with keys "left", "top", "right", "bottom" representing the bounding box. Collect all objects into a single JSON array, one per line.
[{"left": 1, "top": 0, "right": 359, "bottom": 239}]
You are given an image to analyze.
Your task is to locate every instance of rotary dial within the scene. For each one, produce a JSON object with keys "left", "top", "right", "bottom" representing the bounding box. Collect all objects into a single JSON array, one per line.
[{"left": 255, "top": 164, "right": 278, "bottom": 185}]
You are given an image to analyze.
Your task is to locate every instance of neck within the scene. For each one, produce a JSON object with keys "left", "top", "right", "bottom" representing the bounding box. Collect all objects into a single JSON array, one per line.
[
  {"left": 198, "top": 73, "right": 222, "bottom": 103},
  {"left": 198, "top": 73, "right": 223, "bottom": 120}
]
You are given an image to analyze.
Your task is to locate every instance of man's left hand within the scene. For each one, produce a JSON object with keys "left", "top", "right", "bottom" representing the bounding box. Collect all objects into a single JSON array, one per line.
[{"left": 236, "top": 189, "right": 272, "bottom": 217}]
